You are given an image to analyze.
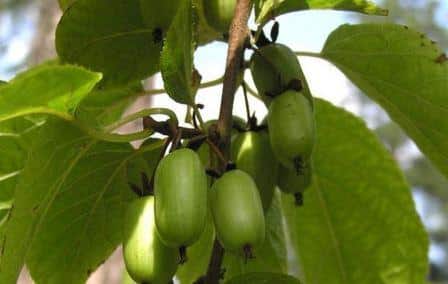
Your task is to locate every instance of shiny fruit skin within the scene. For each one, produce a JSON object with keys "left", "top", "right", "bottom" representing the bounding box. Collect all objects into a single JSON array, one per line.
[
  {"left": 231, "top": 131, "right": 278, "bottom": 210},
  {"left": 154, "top": 148, "right": 208, "bottom": 247},
  {"left": 268, "top": 90, "right": 315, "bottom": 171},
  {"left": 210, "top": 170, "right": 265, "bottom": 252},
  {"left": 123, "top": 196, "right": 178, "bottom": 284},
  {"left": 250, "top": 43, "right": 313, "bottom": 104},
  {"left": 203, "top": 0, "right": 236, "bottom": 33}
]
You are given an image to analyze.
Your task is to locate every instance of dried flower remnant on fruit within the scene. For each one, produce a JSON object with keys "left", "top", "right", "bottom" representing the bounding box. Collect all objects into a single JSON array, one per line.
[
  {"left": 435, "top": 53, "right": 447, "bottom": 64},
  {"left": 153, "top": 27, "right": 163, "bottom": 44}
]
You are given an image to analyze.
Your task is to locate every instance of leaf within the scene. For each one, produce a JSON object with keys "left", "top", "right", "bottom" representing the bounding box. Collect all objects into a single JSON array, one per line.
[
  {"left": 0, "top": 65, "right": 101, "bottom": 123},
  {"left": 223, "top": 191, "right": 287, "bottom": 280},
  {"left": 0, "top": 119, "right": 164, "bottom": 283},
  {"left": 321, "top": 23, "right": 448, "bottom": 180},
  {"left": 56, "top": 0, "right": 161, "bottom": 86},
  {"left": 76, "top": 82, "right": 143, "bottom": 129},
  {"left": 282, "top": 99, "right": 428, "bottom": 284},
  {"left": 225, "top": 272, "right": 301, "bottom": 284},
  {"left": 160, "top": 0, "right": 197, "bottom": 105},
  {"left": 0, "top": 118, "right": 43, "bottom": 226},
  {"left": 255, "top": 0, "right": 387, "bottom": 25}
]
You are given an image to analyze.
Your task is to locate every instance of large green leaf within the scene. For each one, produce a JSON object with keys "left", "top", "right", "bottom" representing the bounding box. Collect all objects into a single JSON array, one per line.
[
  {"left": 160, "top": 0, "right": 197, "bottom": 105},
  {"left": 254, "top": 0, "right": 387, "bottom": 25},
  {"left": 0, "top": 119, "right": 164, "bottom": 283},
  {"left": 225, "top": 272, "right": 301, "bottom": 284},
  {"left": 282, "top": 99, "right": 428, "bottom": 284},
  {"left": 223, "top": 191, "right": 288, "bottom": 280},
  {"left": 76, "top": 82, "right": 142, "bottom": 129},
  {"left": 0, "top": 118, "right": 43, "bottom": 226},
  {"left": 321, "top": 23, "right": 448, "bottom": 180},
  {"left": 56, "top": 0, "right": 161, "bottom": 86},
  {"left": 0, "top": 65, "right": 101, "bottom": 123}
]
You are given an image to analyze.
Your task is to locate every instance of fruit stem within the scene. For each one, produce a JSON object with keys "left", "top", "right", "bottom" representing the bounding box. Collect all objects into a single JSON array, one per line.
[
  {"left": 193, "top": 104, "right": 206, "bottom": 130},
  {"left": 179, "top": 246, "right": 188, "bottom": 264},
  {"left": 241, "top": 82, "right": 252, "bottom": 124},
  {"left": 169, "top": 129, "right": 183, "bottom": 153},
  {"left": 206, "top": 139, "right": 228, "bottom": 166},
  {"left": 243, "top": 82, "right": 263, "bottom": 101}
]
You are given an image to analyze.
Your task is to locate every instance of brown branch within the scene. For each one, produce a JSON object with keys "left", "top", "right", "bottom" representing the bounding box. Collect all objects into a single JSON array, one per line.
[
  {"left": 205, "top": 0, "right": 252, "bottom": 283},
  {"left": 216, "top": 0, "right": 252, "bottom": 164}
]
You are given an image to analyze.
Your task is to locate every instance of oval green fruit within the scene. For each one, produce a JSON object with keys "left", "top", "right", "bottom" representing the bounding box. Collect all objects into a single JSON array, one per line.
[
  {"left": 278, "top": 160, "right": 313, "bottom": 205},
  {"left": 123, "top": 196, "right": 178, "bottom": 284},
  {"left": 194, "top": 0, "right": 223, "bottom": 44},
  {"left": 268, "top": 90, "right": 315, "bottom": 172},
  {"left": 139, "top": 0, "right": 180, "bottom": 33},
  {"left": 154, "top": 148, "right": 208, "bottom": 248},
  {"left": 231, "top": 131, "right": 278, "bottom": 210},
  {"left": 250, "top": 43, "right": 313, "bottom": 104},
  {"left": 211, "top": 170, "right": 265, "bottom": 253},
  {"left": 203, "top": 0, "right": 236, "bottom": 33}
]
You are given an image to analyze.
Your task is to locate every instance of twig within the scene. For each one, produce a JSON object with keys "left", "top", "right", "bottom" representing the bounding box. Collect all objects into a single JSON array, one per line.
[
  {"left": 216, "top": 0, "right": 251, "bottom": 161},
  {"left": 242, "top": 82, "right": 252, "bottom": 123},
  {"left": 205, "top": 0, "right": 252, "bottom": 283}
]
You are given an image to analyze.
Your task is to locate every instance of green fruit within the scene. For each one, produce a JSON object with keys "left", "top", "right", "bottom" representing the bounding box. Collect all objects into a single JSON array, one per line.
[
  {"left": 154, "top": 148, "right": 208, "bottom": 247},
  {"left": 278, "top": 161, "right": 313, "bottom": 205},
  {"left": 203, "top": 0, "right": 236, "bottom": 33},
  {"left": 231, "top": 130, "right": 278, "bottom": 210},
  {"left": 250, "top": 43, "right": 313, "bottom": 103},
  {"left": 268, "top": 90, "right": 315, "bottom": 172},
  {"left": 194, "top": 0, "right": 223, "bottom": 44},
  {"left": 139, "top": 0, "right": 180, "bottom": 33},
  {"left": 123, "top": 196, "right": 178, "bottom": 284},
  {"left": 211, "top": 170, "right": 265, "bottom": 253}
]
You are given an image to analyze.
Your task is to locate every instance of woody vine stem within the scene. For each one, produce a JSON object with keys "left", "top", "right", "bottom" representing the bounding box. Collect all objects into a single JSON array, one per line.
[{"left": 205, "top": 0, "right": 252, "bottom": 283}]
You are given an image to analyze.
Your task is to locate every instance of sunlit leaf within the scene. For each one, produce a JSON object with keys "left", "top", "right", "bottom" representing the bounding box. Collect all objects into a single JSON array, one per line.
[
  {"left": 321, "top": 23, "right": 448, "bottom": 180},
  {"left": 56, "top": 0, "right": 161, "bottom": 86},
  {"left": 255, "top": 0, "right": 387, "bottom": 25},
  {"left": 283, "top": 99, "right": 428, "bottom": 284},
  {"left": 0, "top": 65, "right": 101, "bottom": 123}
]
